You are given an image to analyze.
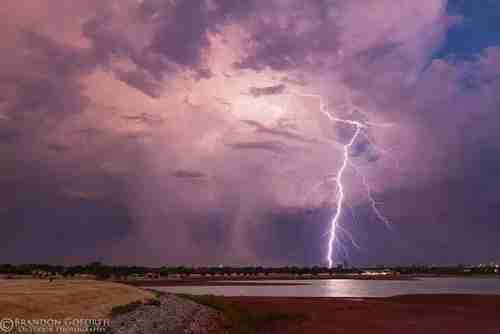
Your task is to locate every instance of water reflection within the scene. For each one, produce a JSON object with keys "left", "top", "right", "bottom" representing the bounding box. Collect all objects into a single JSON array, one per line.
[{"left": 152, "top": 277, "right": 500, "bottom": 297}]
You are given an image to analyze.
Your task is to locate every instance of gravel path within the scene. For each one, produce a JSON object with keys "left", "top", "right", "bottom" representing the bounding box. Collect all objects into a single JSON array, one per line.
[{"left": 109, "top": 294, "right": 222, "bottom": 334}]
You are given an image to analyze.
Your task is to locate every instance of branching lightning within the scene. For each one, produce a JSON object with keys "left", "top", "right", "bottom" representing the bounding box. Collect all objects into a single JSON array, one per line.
[
  {"left": 350, "top": 162, "right": 392, "bottom": 230},
  {"left": 288, "top": 91, "right": 393, "bottom": 268},
  {"left": 325, "top": 118, "right": 362, "bottom": 268}
]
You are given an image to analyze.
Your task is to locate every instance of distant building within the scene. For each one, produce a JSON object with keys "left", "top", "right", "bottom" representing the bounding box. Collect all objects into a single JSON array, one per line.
[
  {"left": 32, "top": 270, "right": 51, "bottom": 279},
  {"left": 145, "top": 272, "right": 160, "bottom": 280},
  {"left": 75, "top": 274, "right": 97, "bottom": 280}
]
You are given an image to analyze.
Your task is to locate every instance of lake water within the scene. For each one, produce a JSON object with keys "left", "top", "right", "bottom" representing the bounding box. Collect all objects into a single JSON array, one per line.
[{"left": 152, "top": 277, "right": 500, "bottom": 297}]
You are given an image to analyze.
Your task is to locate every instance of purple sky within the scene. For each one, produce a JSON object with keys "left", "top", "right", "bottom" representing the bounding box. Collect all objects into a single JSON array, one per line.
[{"left": 1, "top": 0, "right": 500, "bottom": 266}]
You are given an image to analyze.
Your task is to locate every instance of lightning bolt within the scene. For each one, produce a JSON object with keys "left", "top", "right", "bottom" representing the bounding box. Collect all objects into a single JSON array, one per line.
[
  {"left": 325, "top": 119, "right": 363, "bottom": 268},
  {"left": 350, "top": 162, "right": 392, "bottom": 229},
  {"left": 288, "top": 91, "right": 392, "bottom": 268}
]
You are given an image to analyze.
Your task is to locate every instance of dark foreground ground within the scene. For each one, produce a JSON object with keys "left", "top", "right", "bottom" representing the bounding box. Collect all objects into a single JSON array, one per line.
[{"left": 194, "top": 294, "right": 500, "bottom": 334}]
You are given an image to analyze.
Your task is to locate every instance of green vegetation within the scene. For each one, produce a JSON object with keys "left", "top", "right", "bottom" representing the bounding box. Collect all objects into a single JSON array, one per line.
[
  {"left": 110, "top": 300, "right": 144, "bottom": 317},
  {"left": 179, "top": 294, "right": 308, "bottom": 334},
  {"left": 110, "top": 298, "right": 160, "bottom": 317}
]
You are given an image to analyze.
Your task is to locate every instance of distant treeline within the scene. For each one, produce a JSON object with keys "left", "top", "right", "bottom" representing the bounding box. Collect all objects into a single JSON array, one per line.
[
  {"left": 0, "top": 263, "right": 498, "bottom": 279},
  {"left": 388, "top": 265, "right": 499, "bottom": 275},
  {"left": 0, "top": 263, "right": 359, "bottom": 279}
]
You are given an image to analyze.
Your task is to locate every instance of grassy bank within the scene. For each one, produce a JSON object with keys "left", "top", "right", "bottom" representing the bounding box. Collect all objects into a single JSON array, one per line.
[{"left": 0, "top": 279, "right": 154, "bottom": 319}]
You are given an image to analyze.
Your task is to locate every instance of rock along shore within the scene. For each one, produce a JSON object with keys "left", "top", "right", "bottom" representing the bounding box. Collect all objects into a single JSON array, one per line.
[{"left": 109, "top": 294, "right": 222, "bottom": 334}]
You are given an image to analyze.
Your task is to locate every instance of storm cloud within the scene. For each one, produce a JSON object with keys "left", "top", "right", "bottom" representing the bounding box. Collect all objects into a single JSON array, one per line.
[{"left": 1, "top": 0, "right": 500, "bottom": 266}]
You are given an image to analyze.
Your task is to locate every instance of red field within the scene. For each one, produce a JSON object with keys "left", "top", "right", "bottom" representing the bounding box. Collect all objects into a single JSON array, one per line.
[{"left": 221, "top": 294, "right": 500, "bottom": 334}]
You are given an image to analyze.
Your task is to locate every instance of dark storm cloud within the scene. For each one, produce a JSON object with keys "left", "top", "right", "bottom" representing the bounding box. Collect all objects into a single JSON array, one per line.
[
  {"left": 183, "top": 210, "right": 232, "bottom": 258},
  {"left": 351, "top": 139, "right": 379, "bottom": 162},
  {"left": 354, "top": 42, "right": 405, "bottom": 66},
  {"left": 248, "top": 84, "right": 286, "bottom": 97},
  {"left": 172, "top": 170, "right": 206, "bottom": 179},
  {"left": 0, "top": 129, "right": 19, "bottom": 143},
  {"left": 8, "top": 76, "right": 90, "bottom": 116},
  {"left": 19, "top": 31, "right": 94, "bottom": 75},
  {"left": 193, "top": 68, "right": 213, "bottom": 80},
  {"left": 79, "top": 0, "right": 338, "bottom": 95},
  {"left": 78, "top": 0, "right": 246, "bottom": 95},
  {"left": 227, "top": 141, "right": 290, "bottom": 154},
  {"left": 251, "top": 206, "right": 332, "bottom": 266},
  {"left": 148, "top": 1, "right": 212, "bottom": 67},
  {"left": 348, "top": 160, "right": 500, "bottom": 266},
  {"left": 78, "top": 0, "right": 257, "bottom": 94},
  {"left": 234, "top": 1, "right": 340, "bottom": 71},
  {"left": 47, "top": 143, "right": 71, "bottom": 153},
  {"left": 2, "top": 32, "right": 91, "bottom": 117},
  {"left": 113, "top": 69, "right": 163, "bottom": 98},
  {"left": 331, "top": 123, "right": 378, "bottom": 162},
  {"left": 235, "top": 30, "right": 337, "bottom": 71},
  {"left": 79, "top": 127, "right": 105, "bottom": 137},
  {"left": 0, "top": 29, "right": 94, "bottom": 184},
  {"left": 241, "top": 120, "right": 317, "bottom": 144},
  {"left": 121, "top": 113, "right": 163, "bottom": 126},
  {"left": 80, "top": 15, "right": 171, "bottom": 96},
  {"left": 281, "top": 76, "right": 308, "bottom": 86},
  {"left": 0, "top": 16, "right": 150, "bottom": 263},
  {"left": 0, "top": 165, "right": 134, "bottom": 264},
  {"left": 0, "top": 198, "right": 134, "bottom": 265}
]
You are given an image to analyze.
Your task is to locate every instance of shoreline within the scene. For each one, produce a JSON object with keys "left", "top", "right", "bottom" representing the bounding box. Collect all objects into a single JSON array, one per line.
[
  {"left": 115, "top": 275, "right": 414, "bottom": 287},
  {"left": 116, "top": 274, "right": 499, "bottom": 287},
  {"left": 117, "top": 279, "right": 310, "bottom": 287}
]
